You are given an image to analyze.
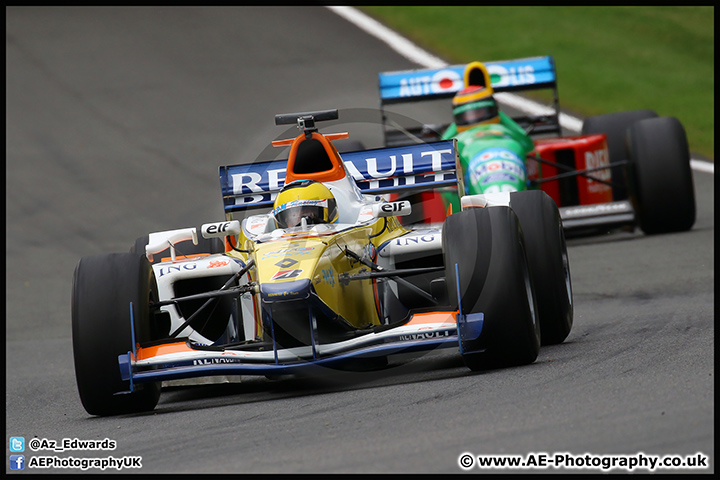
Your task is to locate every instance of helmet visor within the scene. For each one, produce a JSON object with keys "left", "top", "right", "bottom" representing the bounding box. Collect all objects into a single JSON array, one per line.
[
  {"left": 453, "top": 99, "right": 499, "bottom": 127},
  {"left": 272, "top": 199, "right": 329, "bottom": 229}
]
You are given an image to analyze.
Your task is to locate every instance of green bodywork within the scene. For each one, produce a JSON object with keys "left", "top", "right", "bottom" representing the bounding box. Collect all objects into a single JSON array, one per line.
[{"left": 441, "top": 111, "right": 535, "bottom": 212}]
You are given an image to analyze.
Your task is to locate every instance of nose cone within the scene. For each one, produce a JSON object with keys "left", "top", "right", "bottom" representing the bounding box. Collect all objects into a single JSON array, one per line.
[{"left": 260, "top": 278, "right": 312, "bottom": 303}]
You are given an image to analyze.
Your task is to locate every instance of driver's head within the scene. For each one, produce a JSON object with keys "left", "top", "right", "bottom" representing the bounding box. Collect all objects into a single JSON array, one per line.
[
  {"left": 452, "top": 85, "right": 500, "bottom": 132},
  {"left": 271, "top": 179, "right": 338, "bottom": 229}
]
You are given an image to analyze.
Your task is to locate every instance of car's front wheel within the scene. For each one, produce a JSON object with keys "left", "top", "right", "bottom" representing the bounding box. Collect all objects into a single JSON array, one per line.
[
  {"left": 444, "top": 206, "right": 540, "bottom": 370},
  {"left": 509, "top": 190, "right": 573, "bottom": 345},
  {"left": 72, "top": 253, "right": 161, "bottom": 416}
]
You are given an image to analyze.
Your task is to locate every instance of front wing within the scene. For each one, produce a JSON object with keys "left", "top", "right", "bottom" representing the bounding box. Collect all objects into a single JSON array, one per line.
[{"left": 118, "top": 310, "right": 484, "bottom": 388}]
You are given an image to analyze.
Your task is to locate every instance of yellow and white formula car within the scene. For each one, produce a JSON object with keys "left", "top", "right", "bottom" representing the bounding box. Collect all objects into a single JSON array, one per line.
[{"left": 72, "top": 109, "right": 572, "bottom": 416}]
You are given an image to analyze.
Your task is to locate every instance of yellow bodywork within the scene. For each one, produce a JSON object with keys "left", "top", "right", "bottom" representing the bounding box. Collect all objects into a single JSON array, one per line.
[{"left": 226, "top": 215, "right": 408, "bottom": 337}]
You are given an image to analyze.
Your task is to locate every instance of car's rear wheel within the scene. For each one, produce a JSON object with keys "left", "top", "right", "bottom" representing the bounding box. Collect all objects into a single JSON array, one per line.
[
  {"left": 72, "top": 253, "right": 160, "bottom": 416},
  {"left": 444, "top": 206, "right": 540, "bottom": 370},
  {"left": 509, "top": 190, "right": 573, "bottom": 345},
  {"left": 581, "top": 109, "right": 657, "bottom": 201},
  {"left": 626, "top": 116, "right": 695, "bottom": 234}
]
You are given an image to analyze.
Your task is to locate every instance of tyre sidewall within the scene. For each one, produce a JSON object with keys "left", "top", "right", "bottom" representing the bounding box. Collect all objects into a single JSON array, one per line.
[{"left": 510, "top": 190, "right": 573, "bottom": 345}]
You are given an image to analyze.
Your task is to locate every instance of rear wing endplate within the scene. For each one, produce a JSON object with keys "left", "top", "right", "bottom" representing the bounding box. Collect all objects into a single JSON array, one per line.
[{"left": 219, "top": 139, "right": 461, "bottom": 216}]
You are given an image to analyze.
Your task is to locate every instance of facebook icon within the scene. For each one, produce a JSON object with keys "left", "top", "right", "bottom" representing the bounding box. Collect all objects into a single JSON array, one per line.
[{"left": 9, "top": 455, "right": 25, "bottom": 470}]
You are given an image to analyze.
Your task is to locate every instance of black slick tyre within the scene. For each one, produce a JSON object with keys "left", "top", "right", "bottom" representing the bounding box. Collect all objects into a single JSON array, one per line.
[
  {"left": 443, "top": 206, "right": 540, "bottom": 370},
  {"left": 509, "top": 190, "right": 573, "bottom": 345},
  {"left": 581, "top": 109, "right": 657, "bottom": 201},
  {"left": 626, "top": 117, "right": 696, "bottom": 234},
  {"left": 72, "top": 253, "right": 161, "bottom": 416}
]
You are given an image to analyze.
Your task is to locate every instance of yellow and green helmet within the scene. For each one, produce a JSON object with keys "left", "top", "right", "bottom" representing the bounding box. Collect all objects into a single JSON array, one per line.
[
  {"left": 271, "top": 179, "right": 339, "bottom": 228},
  {"left": 452, "top": 85, "right": 500, "bottom": 132}
]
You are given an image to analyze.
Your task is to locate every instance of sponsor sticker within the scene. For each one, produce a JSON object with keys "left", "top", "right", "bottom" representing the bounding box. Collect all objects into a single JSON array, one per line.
[
  {"left": 275, "top": 258, "right": 298, "bottom": 268},
  {"left": 270, "top": 269, "right": 303, "bottom": 281},
  {"left": 207, "top": 260, "right": 230, "bottom": 269}
]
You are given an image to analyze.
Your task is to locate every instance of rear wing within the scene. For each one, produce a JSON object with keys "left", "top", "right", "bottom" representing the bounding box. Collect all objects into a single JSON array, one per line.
[
  {"left": 378, "top": 55, "right": 561, "bottom": 146},
  {"left": 219, "top": 139, "right": 461, "bottom": 218}
]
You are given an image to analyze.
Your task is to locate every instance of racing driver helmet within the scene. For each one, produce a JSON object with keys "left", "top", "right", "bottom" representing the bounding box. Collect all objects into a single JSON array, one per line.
[
  {"left": 452, "top": 85, "right": 500, "bottom": 132},
  {"left": 271, "top": 179, "right": 339, "bottom": 229}
]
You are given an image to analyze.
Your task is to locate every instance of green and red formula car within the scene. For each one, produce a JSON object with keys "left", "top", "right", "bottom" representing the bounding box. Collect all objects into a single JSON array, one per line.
[{"left": 377, "top": 56, "right": 696, "bottom": 236}]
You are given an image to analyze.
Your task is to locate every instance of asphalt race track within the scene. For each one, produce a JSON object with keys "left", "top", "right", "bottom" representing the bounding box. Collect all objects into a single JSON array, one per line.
[{"left": 6, "top": 7, "right": 714, "bottom": 474}]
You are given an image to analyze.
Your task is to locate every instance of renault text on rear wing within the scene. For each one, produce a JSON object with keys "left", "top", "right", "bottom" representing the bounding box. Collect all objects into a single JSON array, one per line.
[{"left": 220, "top": 139, "right": 461, "bottom": 213}]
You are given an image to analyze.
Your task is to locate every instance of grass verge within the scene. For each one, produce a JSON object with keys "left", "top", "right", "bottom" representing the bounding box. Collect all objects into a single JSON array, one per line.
[{"left": 360, "top": 6, "right": 713, "bottom": 159}]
